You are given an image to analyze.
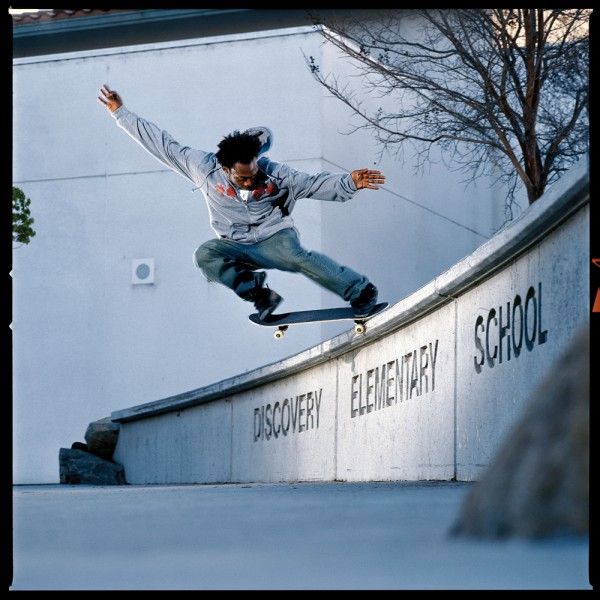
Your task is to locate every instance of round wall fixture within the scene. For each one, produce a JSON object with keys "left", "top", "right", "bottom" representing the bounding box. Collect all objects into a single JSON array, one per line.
[{"left": 131, "top": 258, "right": 155, "bottom": 285}]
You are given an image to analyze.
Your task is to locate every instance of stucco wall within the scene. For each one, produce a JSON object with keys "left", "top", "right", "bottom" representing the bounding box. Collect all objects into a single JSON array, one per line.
[{"left": 13, "top": 23, "right": 521, "bottom": 483}]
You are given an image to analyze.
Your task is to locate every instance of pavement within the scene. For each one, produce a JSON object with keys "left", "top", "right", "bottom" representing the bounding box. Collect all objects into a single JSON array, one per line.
[{"left": 9, "top": 481, "right": 592, "bottom": 590}]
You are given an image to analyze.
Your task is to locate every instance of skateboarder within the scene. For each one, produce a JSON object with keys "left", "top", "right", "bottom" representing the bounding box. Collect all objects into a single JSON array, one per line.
[{"left": 98, "top": 84, "right": 385, "bottom": 319}]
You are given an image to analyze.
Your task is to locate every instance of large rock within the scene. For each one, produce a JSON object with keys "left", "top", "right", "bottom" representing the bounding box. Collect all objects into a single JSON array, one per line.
[
  {"left": 59, "top": 448, "right": 126, "bottom": 485},
  {"left": 451, "top": 325, "right": 589, "bottom": 538},
  {"left": 84, "top": 416, "right": 120, "bottom": 460}
]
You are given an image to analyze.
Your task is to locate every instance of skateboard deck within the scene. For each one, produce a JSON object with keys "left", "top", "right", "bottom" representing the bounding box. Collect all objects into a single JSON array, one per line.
[{"left": 249, "top": 302, "right": 389, "bottom": 339}]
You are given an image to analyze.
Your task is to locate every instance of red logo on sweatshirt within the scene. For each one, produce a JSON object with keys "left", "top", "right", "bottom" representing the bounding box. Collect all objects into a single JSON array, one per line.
[
  {"left": 215, "top": 183, "right": 236, "bottom": 197},
  {"left": 252, "top": 181, "right": 277, "bottom": 200}
]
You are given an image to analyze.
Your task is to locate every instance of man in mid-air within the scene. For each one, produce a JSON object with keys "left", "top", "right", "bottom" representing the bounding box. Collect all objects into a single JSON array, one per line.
[{"left": 98, "top": 84, "right": 385, "bottom": 319}]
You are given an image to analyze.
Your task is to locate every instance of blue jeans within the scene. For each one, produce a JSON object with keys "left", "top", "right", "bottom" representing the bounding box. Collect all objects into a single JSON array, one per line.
[{"left": 193, "top": 228, "right": 369, "bottom": 303}]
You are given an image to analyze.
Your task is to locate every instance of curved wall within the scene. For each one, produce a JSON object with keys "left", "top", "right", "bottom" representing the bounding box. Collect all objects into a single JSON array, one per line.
[{"left": 112, "top": 158, "right": 589, "bottom": 483}]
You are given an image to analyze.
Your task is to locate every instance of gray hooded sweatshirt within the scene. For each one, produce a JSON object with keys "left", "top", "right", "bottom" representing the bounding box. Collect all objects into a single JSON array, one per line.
[{"left": 111, "top": 106, "right": 359, "bottom": 244}]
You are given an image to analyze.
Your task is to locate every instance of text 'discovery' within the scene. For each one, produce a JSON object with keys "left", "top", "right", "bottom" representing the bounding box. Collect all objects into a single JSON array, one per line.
[{"left": 254, "top": 389, "right": 322, "bottom": 442}]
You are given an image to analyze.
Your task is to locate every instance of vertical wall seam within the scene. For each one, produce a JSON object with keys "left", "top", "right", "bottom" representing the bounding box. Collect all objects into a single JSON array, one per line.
[
  {"left": 334, "top": 357, "right": 339, "bottom": 481},
  {"left": 229, "top": 399, "right": 233, "bottom": 482},
  {"left": 453, "top": 298, "right": 458, "bottom": 481}
]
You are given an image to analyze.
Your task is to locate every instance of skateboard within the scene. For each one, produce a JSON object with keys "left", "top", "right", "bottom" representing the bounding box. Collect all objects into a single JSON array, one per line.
[{"left": 249, "top": 302, "right": 389, "bottom": 340}]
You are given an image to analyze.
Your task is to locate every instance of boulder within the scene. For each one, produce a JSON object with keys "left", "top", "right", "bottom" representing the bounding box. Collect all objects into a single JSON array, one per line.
[
  {"left": 451, "top": 325, "right": 589, "bottom": 538},
  {"left": 84, "top": 416, "right": 120, "bottom": 460},
  {"left": 59, "top": 448, "right": 126, "bottom": 485}
]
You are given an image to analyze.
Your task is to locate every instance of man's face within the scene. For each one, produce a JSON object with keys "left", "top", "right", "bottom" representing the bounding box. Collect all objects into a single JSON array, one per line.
[{"left": 225, "top": 159, "right": 259, "bottom": 190}]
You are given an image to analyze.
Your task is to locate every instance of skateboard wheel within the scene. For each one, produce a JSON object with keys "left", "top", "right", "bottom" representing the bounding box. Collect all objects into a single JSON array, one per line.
[
  {"left": 354, "top": 323, "right": 365, "bottom": 334},
  {"left": 274, "top": 328, "right": 285, "bottom": 340}
]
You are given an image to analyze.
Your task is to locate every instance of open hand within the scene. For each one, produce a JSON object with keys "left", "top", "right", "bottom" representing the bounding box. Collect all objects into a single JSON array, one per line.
[
  {"left": 351, "top": 168, "right": 385, "bottom": 190},
  {"left": 97, "top": 84, "right": 123, "bottom": 112}
]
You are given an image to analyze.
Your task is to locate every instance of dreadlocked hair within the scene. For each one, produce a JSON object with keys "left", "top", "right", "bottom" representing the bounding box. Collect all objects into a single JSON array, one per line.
[{"left": 216, "top": 131, "right": 262, "bottom": 168}]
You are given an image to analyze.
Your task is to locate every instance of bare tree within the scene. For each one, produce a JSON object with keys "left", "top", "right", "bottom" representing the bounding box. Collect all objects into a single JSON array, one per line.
[{"left": 307, "top": 9, "right": 590, "bottom": 219}]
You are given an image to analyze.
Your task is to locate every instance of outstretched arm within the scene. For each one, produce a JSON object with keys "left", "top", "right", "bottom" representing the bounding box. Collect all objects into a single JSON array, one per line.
[
  {"left": 261, "top": 159, "right": 385, "bottom": 207},
  {"left": 97, "top": 84, "right": 213, "bottom": 184}
]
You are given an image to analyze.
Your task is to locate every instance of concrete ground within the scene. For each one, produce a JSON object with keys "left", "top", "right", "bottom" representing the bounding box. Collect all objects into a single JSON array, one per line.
[{"left": 9, "top": 481, "right": 591, "bottom": 590}]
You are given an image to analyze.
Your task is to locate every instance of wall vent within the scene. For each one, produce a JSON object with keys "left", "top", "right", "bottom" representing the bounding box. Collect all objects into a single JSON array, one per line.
[{"left": 131, "top": 258, "right": 155, "bottom": 285}]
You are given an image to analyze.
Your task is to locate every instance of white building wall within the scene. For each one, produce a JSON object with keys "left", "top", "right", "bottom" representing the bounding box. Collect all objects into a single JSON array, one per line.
[{"left": 13, "top": 24, "right": 511, "bottom": 483}]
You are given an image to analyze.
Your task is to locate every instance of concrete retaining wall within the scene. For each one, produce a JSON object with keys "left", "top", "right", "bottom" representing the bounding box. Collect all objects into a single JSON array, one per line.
[{"left": 112, "top": 158, "right": 589, "bottom": 484}]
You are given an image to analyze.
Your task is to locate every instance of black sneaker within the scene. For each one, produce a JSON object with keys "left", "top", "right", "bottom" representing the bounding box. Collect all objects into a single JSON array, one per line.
[
  {"left": 350, "top": 283, "right": 378, "bottom": 316},
  {"left": 254, "top": 287, "right": 283, "bottom": 320}
]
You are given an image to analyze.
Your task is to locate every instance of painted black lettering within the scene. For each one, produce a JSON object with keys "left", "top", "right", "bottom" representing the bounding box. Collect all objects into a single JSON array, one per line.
[
  {"left": 315, "top": 389, "right": 322, "bottom": 428},
  {"left": 254, "top": 388, "right": 323, "bottom": 441},
  {"left": 525, "top": 286, "right": 537, "bottom": 351},
  {"left": 512, "top": 295, "right": 523, "bottom": 358},
  {"left": 473, "top": 282, "right": 549, "bottom": 373},
  {"left": 349, "top": 340, "right": 441, "bottom": 418},
  {"left": 498, "top": 303, "right": 511, "bottom": 363},
  {"left": 538, "top": 282, "right": 548, "bottom": 344},
  {"left": 272, "top": 402, "right": 281, "bottom": 438},
  {"left": 396, "top": 357, "right": 403, "bottom": 403},
  {"left": 254, "top": 407, "right": 261, "bottom": 442},
  {"left": 419, "top": 345, "right": 429, "bottom": 395},
  {"left": 351, "top": 375, "right": 359, "bottom": 418},
  {"left": 404, "top": 354, "right": 411, "bottom": 401},
  {"left": 281, "top": 399, "right": 290, "bottom": 435},
  {"left": 474, "top": 315, "right": 485, "bottom": 373},
  {"left": 410, "top": 351, "right": 419, "bottom": 398},
  {"left": 375, "top": 364, "right": 386, "bottom": 410},
  {"left": 485, "top": 309, "right": 498, "bottom": 367},
  {"left": 306, "top": 392, "right": 314, "bottom": 430},
  {"left": 265, "top": 404, "right": 272, "bottom": 440},
  {"left": 298, "top": 394, "right": 306, "bottom": 432},
  {"left": 291, "top": 397, "right": 298, "bottom": 432},
  {"left": 429, "top": 340, "right": 439, "bottom": 390},
  {"left": 358, "top": 373, "right": 365, "bottom": 416},
  {"left": 366, "top": 369, "right": 375, "bottom": 413},
  {"left": 386, "top": 360, "right": 396, "bottom": 405}
]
